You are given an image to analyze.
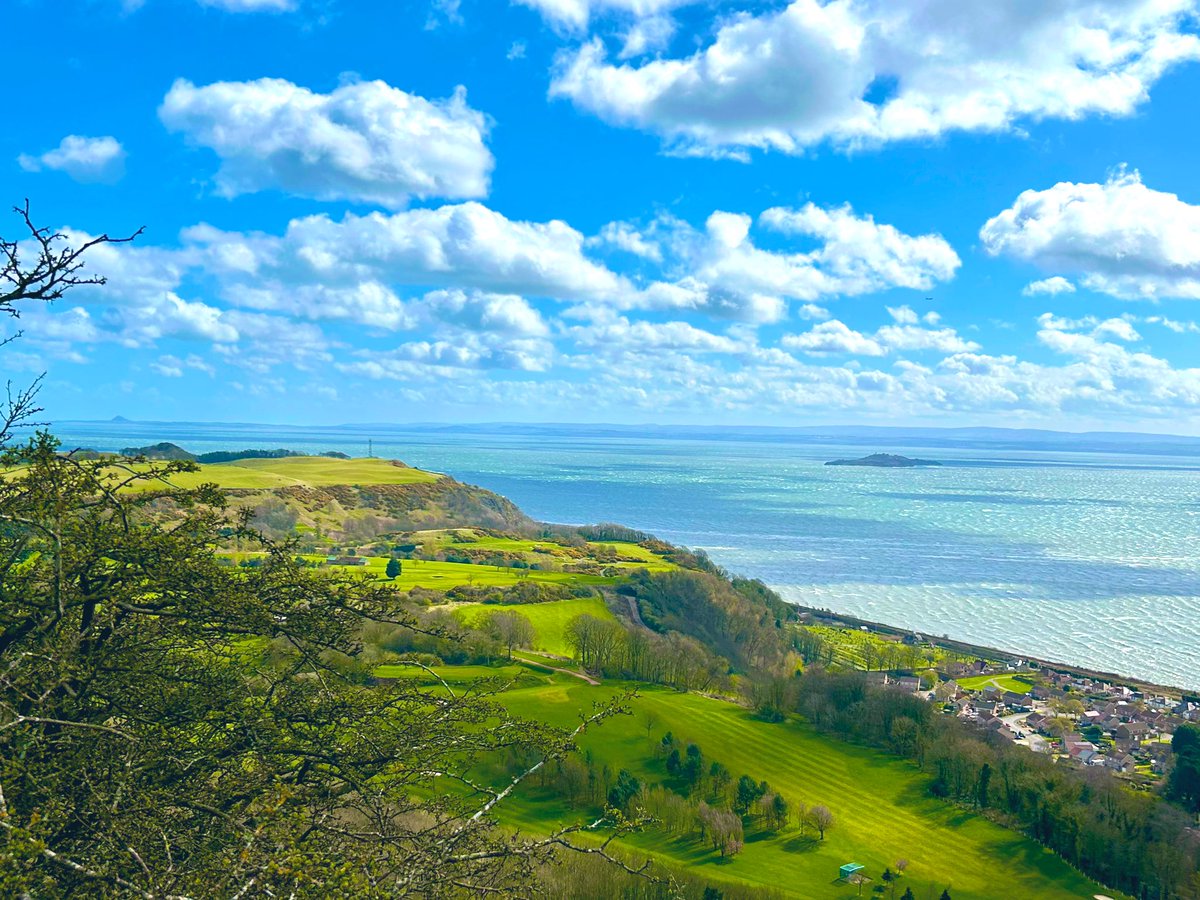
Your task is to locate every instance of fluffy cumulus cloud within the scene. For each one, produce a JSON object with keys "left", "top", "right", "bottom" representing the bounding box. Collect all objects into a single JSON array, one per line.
[
  {"left": 1023, "top": 276, "right": 1076, "bottom": 296},
  {"left": 783, "top": 320, "right": 885, "bottom": 356},
  {"left": 549, "top": 0, "right": 1200, "bottom": 156},
  {"left": 569, "top": 315, "right": 744, "bottom": 354},
  {"left": 188, "top": 201, "right": 630, "bottom": 306},
  {"left": 783, "top": 314, "right": 976, "bottom": 357},
  {"left": 160, "top": 78, "right": 493, "bottom": 207},
  {"left": 635, "top": 204, "right": 958, "bottom": 321},
  {"left": 982, "top": 169, "right": 1200, "bottom": 300},
  {"left": 18, "top": 135, "right": 126, "bottom": 184}
]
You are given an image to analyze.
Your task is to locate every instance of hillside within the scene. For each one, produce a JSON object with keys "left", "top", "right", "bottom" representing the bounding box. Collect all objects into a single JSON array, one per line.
[
  {"left": 493, "top": 676, "right": 1106, "bottom": 900},
  {"left": 125, "top": 454, "right": 535, "bottom": 539}
]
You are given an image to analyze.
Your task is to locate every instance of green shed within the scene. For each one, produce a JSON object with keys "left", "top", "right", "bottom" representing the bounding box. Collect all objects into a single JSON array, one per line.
[{"left": 839, "top": 863, "right": 865, "bottom": 881}]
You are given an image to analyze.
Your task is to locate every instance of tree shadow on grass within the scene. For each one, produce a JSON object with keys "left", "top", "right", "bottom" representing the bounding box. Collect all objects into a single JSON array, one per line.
[{"left": 782, "top": 834, "right": 822, "bottom": 853}]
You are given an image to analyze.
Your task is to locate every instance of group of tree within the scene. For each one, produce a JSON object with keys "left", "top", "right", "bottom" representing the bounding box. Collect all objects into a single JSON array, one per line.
[
  {"left": 624, "top": 570, "right": 797, "bottom": 675},
  {"left": 566, "top": 613, "right": 732, "bottom": 693}
]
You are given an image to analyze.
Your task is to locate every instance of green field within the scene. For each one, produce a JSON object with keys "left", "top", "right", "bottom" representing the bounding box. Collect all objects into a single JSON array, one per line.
[
  {"left": 455, "top": 595, "right": 616, "bottom": 656},
  {"left": 297, "top": 555, "right": 617, "bottom": 591},
  {"left": 410, "top": 529, "right": 677, "bottom": 573},
  {"left": 801, "top": 624, "right": 954, "bottom": 671},
  {"left": 956, "top": 673, "right": 1035, "bottom": 694},
  {"left": 122, "top": 456, "right": 443, "bottom": 490},
  {"left": 491, "top": 677, "right": 1109, "bottom": 900}
]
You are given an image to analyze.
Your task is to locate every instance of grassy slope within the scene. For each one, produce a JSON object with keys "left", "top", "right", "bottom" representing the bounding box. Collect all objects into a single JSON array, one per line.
[
  {"left": 350, "top": 557, "right": 614, "bottom": 591},
  {"left": 128, "top": 457, "right": 443, "bottom": 490},
  {"left": 412, "top": 530, "right": 678, "bottom": 574},
  {"left": 493, "top": 678, "right": 1108, "bottom": 900},
  {"left": 455, "top": 595, "right": 616, "bottom": 656}
]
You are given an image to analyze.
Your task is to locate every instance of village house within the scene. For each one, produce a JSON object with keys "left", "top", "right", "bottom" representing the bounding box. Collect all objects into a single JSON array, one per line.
[
  {"left": 1003, "top": 691, "right": 1032, "bottom": 711},
  {"left": 1103, "top": 754, "right": 1137, "bottom": 774},
  {"left": 1117, "top": 721, "right": 1151, "bottom": 741}
]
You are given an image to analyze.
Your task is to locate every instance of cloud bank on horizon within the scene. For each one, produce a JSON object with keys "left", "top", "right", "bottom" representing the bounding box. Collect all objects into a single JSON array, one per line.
[{"left": 4, "top": 0, "right": 1200, "bottom": 429}]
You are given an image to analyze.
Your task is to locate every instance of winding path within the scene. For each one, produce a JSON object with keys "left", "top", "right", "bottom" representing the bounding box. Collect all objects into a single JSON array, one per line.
[{"left": 514, "top": 651, "right": 600, "bottom": 686}]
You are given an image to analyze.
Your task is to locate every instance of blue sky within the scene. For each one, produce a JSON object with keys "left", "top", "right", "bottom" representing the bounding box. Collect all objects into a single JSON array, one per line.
[{"left": 5, "top": 0, "right": 1200, "bottom": 430}]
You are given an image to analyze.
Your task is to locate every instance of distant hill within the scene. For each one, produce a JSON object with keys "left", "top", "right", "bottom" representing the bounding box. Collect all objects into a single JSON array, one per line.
[
  {"left": 129, "top": 455, "right": 532, "bottom": 540},
  {"left": 825, "top": 453, "right": 941, "bottom": 467},
  {"left": 120, "top": 441, "right": 196, "bottom": 461},
  {"left": 120, "top": 443, "right": 350, "bottom": 464}
]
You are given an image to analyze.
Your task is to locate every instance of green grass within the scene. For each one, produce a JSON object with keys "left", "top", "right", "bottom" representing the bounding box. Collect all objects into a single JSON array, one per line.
[
  {"left": 373, "top": 662, "right": 541, "bottom": 685},
  {"left": 409, "top": 530, "right": 678, "bottom": 573},
  {"left": 455, "top": 595, "right": 616, "bottom": 656},
  {"left": 801, "top": 624, "right": 954, "bottom": 671},
  {"left": 123, "top": 456, "right": 443, "bottom": 490},
  {"left": 224, "top": 552, "right": 623, "bottom": 592},
  {"left": 490, "top": 678, "right": 1111, "bottom": 900},
  {"left": 367, "top": 558, "right": 614, "bottom": 591},
  {"left": 956, "top": 673, "right": 1035, "bottom": 694}
]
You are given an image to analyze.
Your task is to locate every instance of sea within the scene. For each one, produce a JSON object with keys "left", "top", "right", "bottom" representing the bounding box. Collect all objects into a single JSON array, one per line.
[{"left": 42, "top": 420, "right": 1200, "bottom": 691}]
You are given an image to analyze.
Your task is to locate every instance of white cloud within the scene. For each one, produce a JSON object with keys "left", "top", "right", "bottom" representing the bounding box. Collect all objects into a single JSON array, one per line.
[
  {"left": 887, "top": 304, "right": 918, "bottom": 324},
  {"left": 638, "top": 203, "right": 959, "bottom": 322},
  {"left": 18, "top": 135, "right": 126, "bottom": 184},
  {"left": 1092, "top": 318, "right": 1141, "bottom": 342},
  {"left": 198, "top": 0, "right": 294, "bottom": 9},
  {"left": 233, "top": 281, "right": 414, "bottom": 330},
  {"left": 783, "top": 320, "right": 885, "bottom": 356},
  {"left": 983, "top": 169, "right": 1200, "bottom": 300},
  {"left": 184, "top": 202, "right": 630, "bottom": 321},
  {"left": 618, "top": 14, "right": 676, "bottom": 58},
  {"left": 571, "top": 316, "right": 743, "bottom": 354},
  {"left": 1023, "top": 276, "right": 1077, "bottom": 296},
  {"left": 515, "top": 0, "right": 690, "bottom": 31},
  {"left": 1038, "top": 311, "right": 1142, "bottom": 343},
  {"left": 160, "top": 78, "right": 493, "bottom": 208},
  {"left": 591, "top": 221, "right": 662, "bottom": 261},
  {"left": 1145, "top": 315, "right": 1200, "bottom": 334},
  {"left": 875, "top": 323, "right": 979, "bottom": 353},
  {"left": 414, "top": 289, "right": 549, "bottom": 337},
  {"left": 549, "top": 0, "right": 1200, "bottom": 156},
  {"left": 151, "top": 354, "right": 215, "bottom": 377},
  {"left": 508, "top": 41, "right": 528, "bottom": 60},
  {"left": 799, "top": 303, "right": 830, "bottom": 321},
  {"left": 342, "top": 332, "right": 554, "bottom": 376}
]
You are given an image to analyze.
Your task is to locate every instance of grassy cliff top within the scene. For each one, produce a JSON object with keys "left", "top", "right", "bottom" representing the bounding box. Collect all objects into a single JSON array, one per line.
[{"left": 130, "top": 456, "right": 444, "bottom": 490}]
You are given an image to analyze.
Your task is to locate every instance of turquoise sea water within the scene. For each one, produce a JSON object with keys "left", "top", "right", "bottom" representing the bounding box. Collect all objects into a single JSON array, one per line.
[{"left": 47, "top": 422, "right": 1200, "bottom": 690}]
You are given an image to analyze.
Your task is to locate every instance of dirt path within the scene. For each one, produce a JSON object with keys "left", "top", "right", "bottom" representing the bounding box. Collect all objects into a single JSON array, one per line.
[
  {"left": 624, "top": 594, "right": 650, "bottom": 631},
  {"left": 514, "top": 651, "right": 600, "bottom": 686}
]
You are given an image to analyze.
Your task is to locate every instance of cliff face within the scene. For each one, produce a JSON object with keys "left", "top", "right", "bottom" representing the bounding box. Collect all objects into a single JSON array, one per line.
[{"left": 231, "top": 477, "right": 534, "bottom": 538}]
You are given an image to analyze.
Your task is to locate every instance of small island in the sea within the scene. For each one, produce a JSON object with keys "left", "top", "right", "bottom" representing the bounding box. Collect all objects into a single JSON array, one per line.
[{"left": 825, "top": 453, "right": 942, "bottom": 467}]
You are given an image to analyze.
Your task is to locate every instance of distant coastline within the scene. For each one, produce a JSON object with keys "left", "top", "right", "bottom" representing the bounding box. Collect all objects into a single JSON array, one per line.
[{"left": 42, "top": 418, "right": 1200, "bottom": 458}]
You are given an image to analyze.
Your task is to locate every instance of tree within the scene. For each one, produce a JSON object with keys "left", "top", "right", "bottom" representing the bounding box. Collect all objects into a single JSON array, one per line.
[
  {"left": 665, "top": 747, "right": 682, "bottom": 776},
  {"left": 940, "top": 890, "right": 953, "bottom": 900},
  {"left": 808, "top": 804, "right": 834, "bottom": 840},
  {"left": 385, "top": 558, "right": 402, "bottom": 579},
  {"left": 606, "top": 769, "right": 641, "bottom": 811},
  {"left": 976, "top": 762, "right": 992, "bottom": 809},
  {"left": 901, "top": 890, "right": 916, "bottom": 900},
  {"left": 1167, "top": 723, "right": 1200, "bottom": 813},
  {"left": 0, "top": 202, "right": 140, "bottom": 444},
  {"left": 734, "top": 775, "right": 761, "bottom": 815},
  {"left": 482, "top": 609, "right": 535, "bottom": 659},
  {"left": 0, "top": 436, "right": 641, "bottom": 896},
  {"left": 770, "top": 793, "right": 789, "bottom": 831}
]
